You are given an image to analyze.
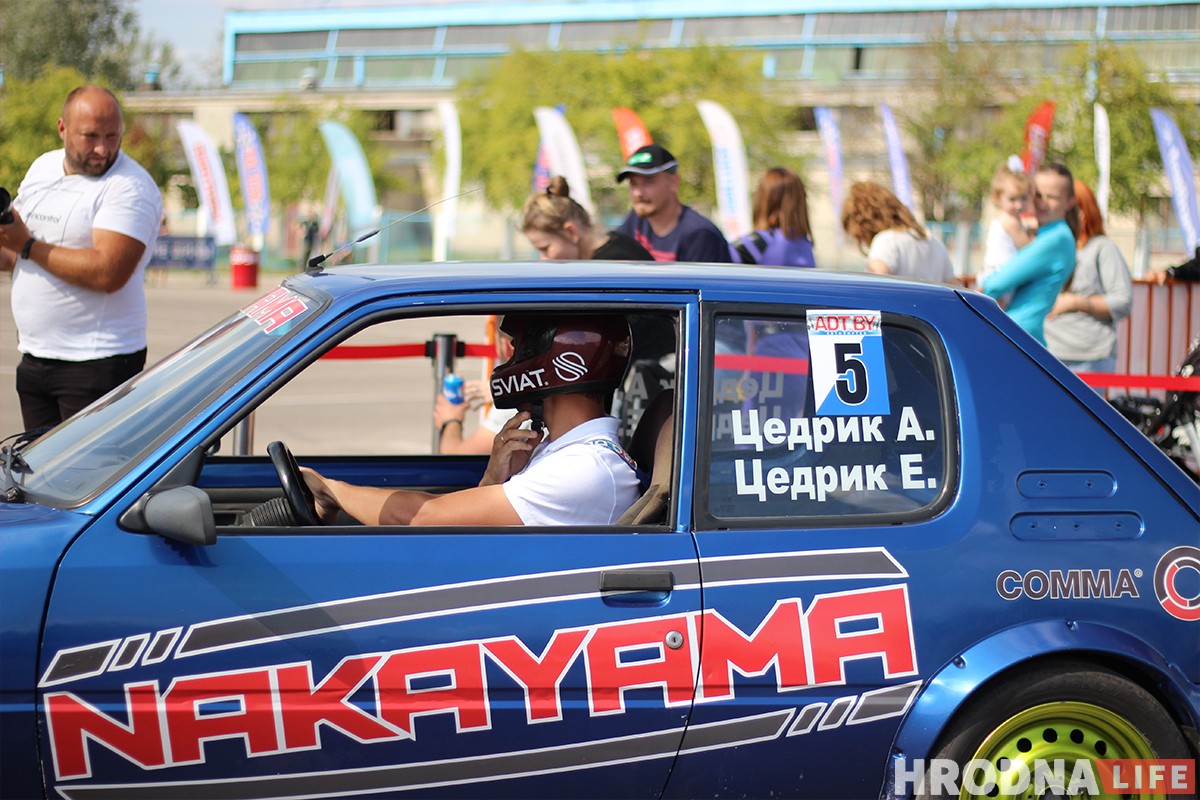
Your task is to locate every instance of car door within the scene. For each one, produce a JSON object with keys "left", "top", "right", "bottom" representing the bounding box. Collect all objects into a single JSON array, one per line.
[
  {"left": 669, "top": 288, "right": 1200, "bottom": 800},
  {"left": 37, "top": 298, "right": 702, "bottom": 800},
  {"left": 665, "top": 299, "right": 957, "bottom": 799}
]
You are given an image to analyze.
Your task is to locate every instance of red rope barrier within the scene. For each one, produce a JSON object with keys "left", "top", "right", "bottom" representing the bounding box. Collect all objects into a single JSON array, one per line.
[
  {"left": 714, "top": 354, "right": 810, "bottom": 374},
  {"left": 1079, "top": 372, "right": 1200, "bottom": 391},
  {"left": 323, "top": 342, "right": 498, "bottom": 360},
  {"left": 464, "top": 343, "right": 499, "bottom": 358},
  {"left": 323, "top": 343, "right": 428, "bottom": 360}
]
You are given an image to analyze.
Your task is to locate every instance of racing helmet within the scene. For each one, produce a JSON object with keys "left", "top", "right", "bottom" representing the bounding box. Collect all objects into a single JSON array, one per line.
[{"left": 490, "top": 315, "right": 632, "bottom": 409}]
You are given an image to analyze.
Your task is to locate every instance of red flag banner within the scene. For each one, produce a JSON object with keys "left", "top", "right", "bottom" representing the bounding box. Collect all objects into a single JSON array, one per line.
[
  {"left": 1022, "top": 101, "right": 1056, "bottom": 174},
  {"left": 612, "top": 107, "right": 654, "bottom": 161}
]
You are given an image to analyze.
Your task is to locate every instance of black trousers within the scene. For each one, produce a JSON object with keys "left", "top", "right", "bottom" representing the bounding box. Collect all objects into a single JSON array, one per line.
[{"left": 15, "top": 349, "right": 147, "bottom": 431}]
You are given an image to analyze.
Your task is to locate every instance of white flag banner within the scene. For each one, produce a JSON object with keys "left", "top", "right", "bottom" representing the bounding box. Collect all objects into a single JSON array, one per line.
[
  {"left": 533, "top": 106, "right": 593, "bottom": 215},
  {"left": 696, "top": 99, "right": 752, "bottom": 240},
  {"left": 1094, "top": 103, "right": 1111, "bottom": 222},
  {"left": 176, "top": 120, "right": 237, "bottom": 246},
  {"left": 434, "top": 101, "right": 462, "bottom": 262}
]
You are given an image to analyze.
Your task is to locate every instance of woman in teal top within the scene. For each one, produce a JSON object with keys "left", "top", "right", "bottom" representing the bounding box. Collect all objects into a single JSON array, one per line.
[{"left": 980, "top": 163, "right": 1078, "bottom": 345}]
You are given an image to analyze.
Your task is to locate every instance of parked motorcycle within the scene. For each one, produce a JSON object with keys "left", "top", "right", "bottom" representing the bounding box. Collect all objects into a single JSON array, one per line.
[{"left": 1110, "top": 337, "right": 1200, "bottom": 483}]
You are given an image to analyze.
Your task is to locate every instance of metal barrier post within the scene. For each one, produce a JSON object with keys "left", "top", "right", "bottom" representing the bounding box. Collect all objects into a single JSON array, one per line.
[
  {"left": 428, "top": 333, "right": 463, "bottom": 451},
  {"left": 232, "top": 414, "right": 255, "bottom": 455}
]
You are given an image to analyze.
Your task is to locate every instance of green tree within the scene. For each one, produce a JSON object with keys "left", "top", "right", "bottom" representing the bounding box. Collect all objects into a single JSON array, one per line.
[
  {"left": 1041, "top": 42, "right": 1200, "bottom": 224},
  {"left": 0, "top": 67, "right": 85, "bottom": 190},
  {"left": 123, "top": 110, "right": 186, "bottom": 193},
  {"left": 903, "top": 38, "right": 1027, "bottom": 222},
  {"left": 202, "top": 100, "right": 404, "bottom": 254},
  {"left": 1, "top": 0, "right": 138, "bottom": 88},
  {"left": 250, "top": 101, "right": 399, "bottom": 210},
  {"left": 456, "top": 46, "right": 791, "bottom": 219},
  {"left": 904, "top": 37, "right": 1199, "bottom": 235}
]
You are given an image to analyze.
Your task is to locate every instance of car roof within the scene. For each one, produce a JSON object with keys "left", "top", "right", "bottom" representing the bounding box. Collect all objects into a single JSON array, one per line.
[{"left": 287, "top": 261, "right": 965, "bottom": 306}]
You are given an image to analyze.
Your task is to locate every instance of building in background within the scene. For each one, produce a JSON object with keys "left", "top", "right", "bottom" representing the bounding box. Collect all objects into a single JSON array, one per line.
[{"left": 124, "top": 0, "right": 1200, "bottom": 265}]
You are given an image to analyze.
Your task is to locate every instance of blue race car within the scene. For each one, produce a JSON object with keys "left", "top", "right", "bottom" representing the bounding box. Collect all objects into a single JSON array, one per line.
[{"left": 2, "top": 262, "right": 1197, "bottom": 799}]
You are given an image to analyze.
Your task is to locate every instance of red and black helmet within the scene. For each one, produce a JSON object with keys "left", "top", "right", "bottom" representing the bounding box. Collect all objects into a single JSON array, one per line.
[{"left": 490, "top": 315, "right": 632, "bottom": 409}]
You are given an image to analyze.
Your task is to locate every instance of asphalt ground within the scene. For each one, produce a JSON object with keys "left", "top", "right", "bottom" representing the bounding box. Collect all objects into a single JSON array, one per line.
[{"left": 0, "top": 269, "right": 484, "bottom": 455}]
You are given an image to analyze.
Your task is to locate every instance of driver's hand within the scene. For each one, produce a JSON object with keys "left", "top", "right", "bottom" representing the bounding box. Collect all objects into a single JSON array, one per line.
[
  {"left": 479, "top": 411, "right": 542, "bottom": 486},
  {"left": 300, "top": 467, "right": 343, "bottom": 524}
]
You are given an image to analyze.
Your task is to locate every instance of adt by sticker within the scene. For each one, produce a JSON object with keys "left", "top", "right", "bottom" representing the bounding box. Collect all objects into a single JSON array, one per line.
[{"left": 807, "top": 310, "right": 890, "bottom": 415}]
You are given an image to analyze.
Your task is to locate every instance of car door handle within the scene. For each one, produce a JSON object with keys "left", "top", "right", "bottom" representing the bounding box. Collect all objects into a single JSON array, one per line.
[{"left": 599, "top": 569, "right": 675, "bottom": 593}]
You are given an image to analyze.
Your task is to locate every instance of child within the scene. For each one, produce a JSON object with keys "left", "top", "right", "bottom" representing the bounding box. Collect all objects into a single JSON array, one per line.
[{"left": 980, "top": 159, "right": 1033, "bottom": 284}]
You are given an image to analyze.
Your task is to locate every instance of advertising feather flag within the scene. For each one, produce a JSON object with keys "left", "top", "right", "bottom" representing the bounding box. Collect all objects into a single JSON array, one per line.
[
  {"left": 612, "top": 107, "right": 653, "bottom": 161},
  {"left": 434, "top": 101, "right": 462, "bottom": 262},
  {"left": 533, "top": 107, "right": 593, "bottom": 214},
  {"left": 317, "top": 120, "right": 379, "bottom": 240},
  {"left": 1151, "top": 108, "right": 1200, "bottom": 253},
  {"left": 814, "top": 107, "right": 845, "bottom": 247},
  {"left": 176, "top": 120, "right": 237, "bottom": 246},
  {"left": 697, "top": 100, "right": 751, "bottom": 240},
  {"left": 1022, "top": 101, "right": 1055, "bottom": 175},
  {"left": 879, "top": 104, "right": 914, "bottom": 212},
  {"left": 232, "top": 113, "right": 271, "bottom": 251},
  {"left": 1094, "top": 103, "right": 1111, "bottom": 222}
]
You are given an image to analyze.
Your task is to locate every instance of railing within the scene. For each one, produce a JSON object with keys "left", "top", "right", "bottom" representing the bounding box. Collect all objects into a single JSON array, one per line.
[
  {"left": 957, "top": 275, "right": 1199, "bottom": 396},
  {"left": 1114, "top": 279, "right": 1198, "bottom": 389}
]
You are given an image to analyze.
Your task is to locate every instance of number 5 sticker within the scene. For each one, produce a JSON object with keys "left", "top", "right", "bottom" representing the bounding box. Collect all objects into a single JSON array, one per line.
[{"left": 806, "top": 310, "right": 890, "bottom": 415}]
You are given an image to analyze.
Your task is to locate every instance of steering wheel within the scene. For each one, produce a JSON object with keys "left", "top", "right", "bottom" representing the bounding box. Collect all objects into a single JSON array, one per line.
[{"left": 267, "top": 441, "right": 318, "bottom": 526}]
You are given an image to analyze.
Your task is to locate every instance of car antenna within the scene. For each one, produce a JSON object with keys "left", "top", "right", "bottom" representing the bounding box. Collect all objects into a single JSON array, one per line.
[{"left": 306, "top": 187, "right": 482, "bottom": 274}]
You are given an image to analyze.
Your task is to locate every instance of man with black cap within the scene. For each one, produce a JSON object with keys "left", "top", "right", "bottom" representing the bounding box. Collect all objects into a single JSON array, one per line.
[{"left": 616, "top": 143, "right": 732, "bottom": 264}]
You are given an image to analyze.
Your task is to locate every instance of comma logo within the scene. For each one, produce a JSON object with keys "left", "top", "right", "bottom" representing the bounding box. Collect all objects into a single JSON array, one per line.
[
  {"left": 552, "top": 351, "right": 588, "bottom": 382},
  {"left": 1154, "top": 546, "right": 1200, "bottom": 622}
]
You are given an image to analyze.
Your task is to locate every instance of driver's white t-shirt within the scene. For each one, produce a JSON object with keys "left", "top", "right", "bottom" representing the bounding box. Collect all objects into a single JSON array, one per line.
[
  {"left": 503, "top": 416, "right": 639, "bottom": 526},
  {"left": 12, "top": 149, "right": 162, "bottom": 360}
]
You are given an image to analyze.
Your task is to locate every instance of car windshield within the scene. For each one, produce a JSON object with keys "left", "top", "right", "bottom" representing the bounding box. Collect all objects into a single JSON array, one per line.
[{"left": 8, "top": 285, "right": 324, "bottom": 506}]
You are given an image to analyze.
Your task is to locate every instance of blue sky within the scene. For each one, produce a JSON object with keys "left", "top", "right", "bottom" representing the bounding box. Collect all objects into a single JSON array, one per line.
[{"left": 134, "top": 0, "right": 227, "bottom": 84}]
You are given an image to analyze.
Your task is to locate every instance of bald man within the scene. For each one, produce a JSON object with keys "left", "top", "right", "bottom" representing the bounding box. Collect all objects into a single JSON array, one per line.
[{"left": 0, "top": 85, "right": 163, "bottom": 431}]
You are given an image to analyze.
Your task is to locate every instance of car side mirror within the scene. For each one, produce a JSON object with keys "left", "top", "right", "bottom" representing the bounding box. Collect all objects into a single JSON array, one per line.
[{"left": 120, "top": 486, "right": 216, "bottom": 546}]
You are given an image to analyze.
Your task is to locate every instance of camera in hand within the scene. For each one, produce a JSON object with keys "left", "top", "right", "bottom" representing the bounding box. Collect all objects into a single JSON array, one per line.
[{"left": 0, "top": 188, "right": 13, "bottom": 225}]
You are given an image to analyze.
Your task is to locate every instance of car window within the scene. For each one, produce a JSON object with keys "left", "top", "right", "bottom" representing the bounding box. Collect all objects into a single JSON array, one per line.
[
  {"left": 207, "top": 307, "right": 681, "bottom": 530},
  {"left": 249, "top": 315, "right": 489, "bottom": 456},
  {"left": 15, "top": 285, "right": 326, "bottom": 506},
  {"left": 701, "top": 307, "right": 955, "bottom": 527}
]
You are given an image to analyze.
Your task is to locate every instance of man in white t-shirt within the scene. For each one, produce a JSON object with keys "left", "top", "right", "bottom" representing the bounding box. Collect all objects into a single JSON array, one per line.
[
  {"left": 0, "top": 85, "right": 163, "bottom": 431},
  {"left": 303, "top": 315, "right": 641, "bottom": 526}
]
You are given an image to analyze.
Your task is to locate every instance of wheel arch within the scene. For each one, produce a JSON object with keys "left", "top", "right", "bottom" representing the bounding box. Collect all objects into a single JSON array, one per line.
[{"left": 891, "top": 619, "right": 1200, "bottom": 763}]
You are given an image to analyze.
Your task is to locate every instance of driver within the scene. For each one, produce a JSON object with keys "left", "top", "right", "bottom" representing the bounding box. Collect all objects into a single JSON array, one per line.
[{"left": 302, "top": 314, "right": 641, "bottom": 526}]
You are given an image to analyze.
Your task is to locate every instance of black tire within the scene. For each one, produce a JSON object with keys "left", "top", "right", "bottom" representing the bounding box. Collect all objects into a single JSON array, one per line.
[{"left": 916, "top": 659, "right": 1194, "bottom": 800}]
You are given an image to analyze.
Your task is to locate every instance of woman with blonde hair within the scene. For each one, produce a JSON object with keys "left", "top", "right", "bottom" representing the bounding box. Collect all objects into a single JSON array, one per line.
[
  {"left": 841, "top": 181, "right": 955, "bottom": 283},
  {"left": 522, "top": 176, "right": 651, "bottom": 261},
  {"left": 730, "top": 166, "right": 816, "bottom": 267},
  {"left": 522, "top": 174, "right": 674, "bottom": 375},
  {"left": 1044, "top": 179, "right": 1132, "bottom": 374}
]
